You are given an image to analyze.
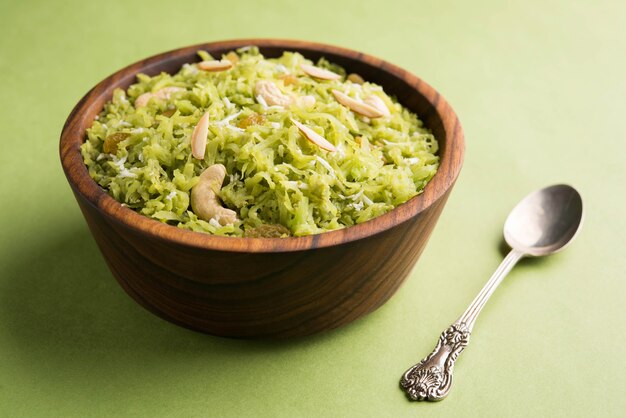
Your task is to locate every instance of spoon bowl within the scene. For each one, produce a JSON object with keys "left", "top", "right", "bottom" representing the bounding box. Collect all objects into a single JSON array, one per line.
[{"left": 504, "top": 184, "right": 584, "bottom": 257}]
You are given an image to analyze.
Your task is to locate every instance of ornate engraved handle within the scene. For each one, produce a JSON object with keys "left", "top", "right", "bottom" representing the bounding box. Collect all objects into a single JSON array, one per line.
[
  {"left": 400, "top": 249, "right": 525, "bottom": 401},
  {"left": 400, "top": 322, "right": 470, "bottom": 401}
]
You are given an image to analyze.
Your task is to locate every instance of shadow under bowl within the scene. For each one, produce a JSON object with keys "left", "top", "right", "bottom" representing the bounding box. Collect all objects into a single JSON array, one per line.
[{"left": 60, "top": 39, "right": 464, "bottom": 339}]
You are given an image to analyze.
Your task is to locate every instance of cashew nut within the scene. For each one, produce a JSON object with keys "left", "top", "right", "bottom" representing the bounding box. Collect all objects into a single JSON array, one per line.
[
  {"left": 191, "top": 164, "right": 238, "bottom": 226},
  {"left": 255, "top": 80, "right": 293, "bottom": 107},
  {"left": 135, "top": 87, "right": 185, "bottom": 108},
  {"left": 255, "top": 81, "right": 316, "bottom": 110}
]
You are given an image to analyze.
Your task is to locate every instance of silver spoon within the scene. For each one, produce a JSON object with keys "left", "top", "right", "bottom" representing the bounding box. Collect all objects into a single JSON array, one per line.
[{"left": 400, "top": 184, "right": 584, "bottom": 401}]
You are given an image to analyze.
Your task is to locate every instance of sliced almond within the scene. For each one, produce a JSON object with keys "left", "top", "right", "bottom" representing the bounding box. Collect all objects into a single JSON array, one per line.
[
  {"left": 300, "top": 63, "right": 341, "bottom": 80},
  {"left": 331, "top": 90, "right": 384, "bottom": 118},
  {"left": 347, "top": 73, "right": 365, "bottom": 84},
  {"left": 255, "top": 80, "right": 292, "bottom": 107},
  {"left": 198, "top": 59, "right": 233, "bottom": 72},
  {"left": 191, "top": 112, "right": 210, "bottom": 159},
  {"left": 290, "top": 118, "right": 336, "bottom": 152},
  {"left": 363, "top": 94, "right": 391, "bottom": 117}
]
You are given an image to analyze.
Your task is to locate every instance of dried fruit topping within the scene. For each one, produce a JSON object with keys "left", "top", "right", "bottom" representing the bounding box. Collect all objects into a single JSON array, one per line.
[
  {"left": 331, "top": 90, "right": 384, "bottom": 118},
  {"left": 238, "top": 113, "right": 267, "bottom": 128},
  {"left": 290, "top": 118, "right": 337, "bottom": 152},
  {"left": 347, "top": 73, "right": 365, "bottom": 84},
  {"left": 278, "top": 73, "right": 300, "bottom": 86},
  {"left": 198, "top": 59, "right": 233, "bottom": 72},
  {"left": 134, "top": 87, "right": 184, "bottom": 108},
  {"left": 191, "top": 112, "right": 210, "bottom": 159},
  {"left": 161, "top": 108, "right": 176, "bottom": 117},
  {"left": 255, "top": 80, "right": 293, "bottom": 107},
  {"left": 300, "top": 63, "right": 341, "bottom": 80},
  {"left": 225, "top": 51, "right": 239, "bottom": 64},
  {"left": 364, "top": 95, "right": 391, "bottom": 117},
  {"left": 103, "top": 132, "right": 130, "bottom": 154},
  {"left": 191, "top": 164, "right": 238, "bottom": 225}
]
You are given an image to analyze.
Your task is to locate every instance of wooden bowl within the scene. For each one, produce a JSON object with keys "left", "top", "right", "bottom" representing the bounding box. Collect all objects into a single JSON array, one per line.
[{"left": 60, "top": 39, "right": 464, "bottom": 339}]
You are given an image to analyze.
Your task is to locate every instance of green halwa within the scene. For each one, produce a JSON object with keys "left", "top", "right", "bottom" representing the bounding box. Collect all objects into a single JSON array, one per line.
[{"left": 81, "top": 47, "right": 439, "bottom": 237}]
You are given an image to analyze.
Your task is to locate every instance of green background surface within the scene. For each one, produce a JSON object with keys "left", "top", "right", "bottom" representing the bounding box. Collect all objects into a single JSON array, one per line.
[{"left": 1, "top": 0, "right": 624, "bottom": 416}]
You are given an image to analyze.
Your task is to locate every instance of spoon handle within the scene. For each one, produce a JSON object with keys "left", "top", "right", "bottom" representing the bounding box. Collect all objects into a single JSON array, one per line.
[{"left": 400, "top": 249, "right": 525, "bottom": 401}]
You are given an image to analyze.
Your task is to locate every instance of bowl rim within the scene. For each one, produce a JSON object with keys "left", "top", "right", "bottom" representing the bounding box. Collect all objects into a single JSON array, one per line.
[{"left": 60, "top": 38, "right": 464, "bottom": 253}]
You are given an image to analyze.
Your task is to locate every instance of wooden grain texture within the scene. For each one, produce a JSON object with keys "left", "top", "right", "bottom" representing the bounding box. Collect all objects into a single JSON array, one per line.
[{"left": 59, "top": 39, "right": 465, "bottom": 338}]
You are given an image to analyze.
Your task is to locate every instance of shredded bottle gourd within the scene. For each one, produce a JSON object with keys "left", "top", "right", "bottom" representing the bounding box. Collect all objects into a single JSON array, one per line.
[{"left": 81, "top": 47, "right": 439, "bottom": 237}]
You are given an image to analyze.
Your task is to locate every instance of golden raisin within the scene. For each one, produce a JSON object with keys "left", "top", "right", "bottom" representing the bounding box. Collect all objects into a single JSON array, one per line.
[
  {"left": 103, "top": 132, "right": 131, "bottom": 154},
  {"left": 278, "top": 73, "right": 299, "bottom": 86},
  {"left": 238, "top": 113, "right": 266, "bottom": 128},
  {"left": 225, "top": 51, "right": 239, "bottom": 64},
  {"left": 347, "top": 73, "right": 365, "bottom": 85},
  {"left": 161, "top": 108, "right": 176, "bottom": 117}
]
